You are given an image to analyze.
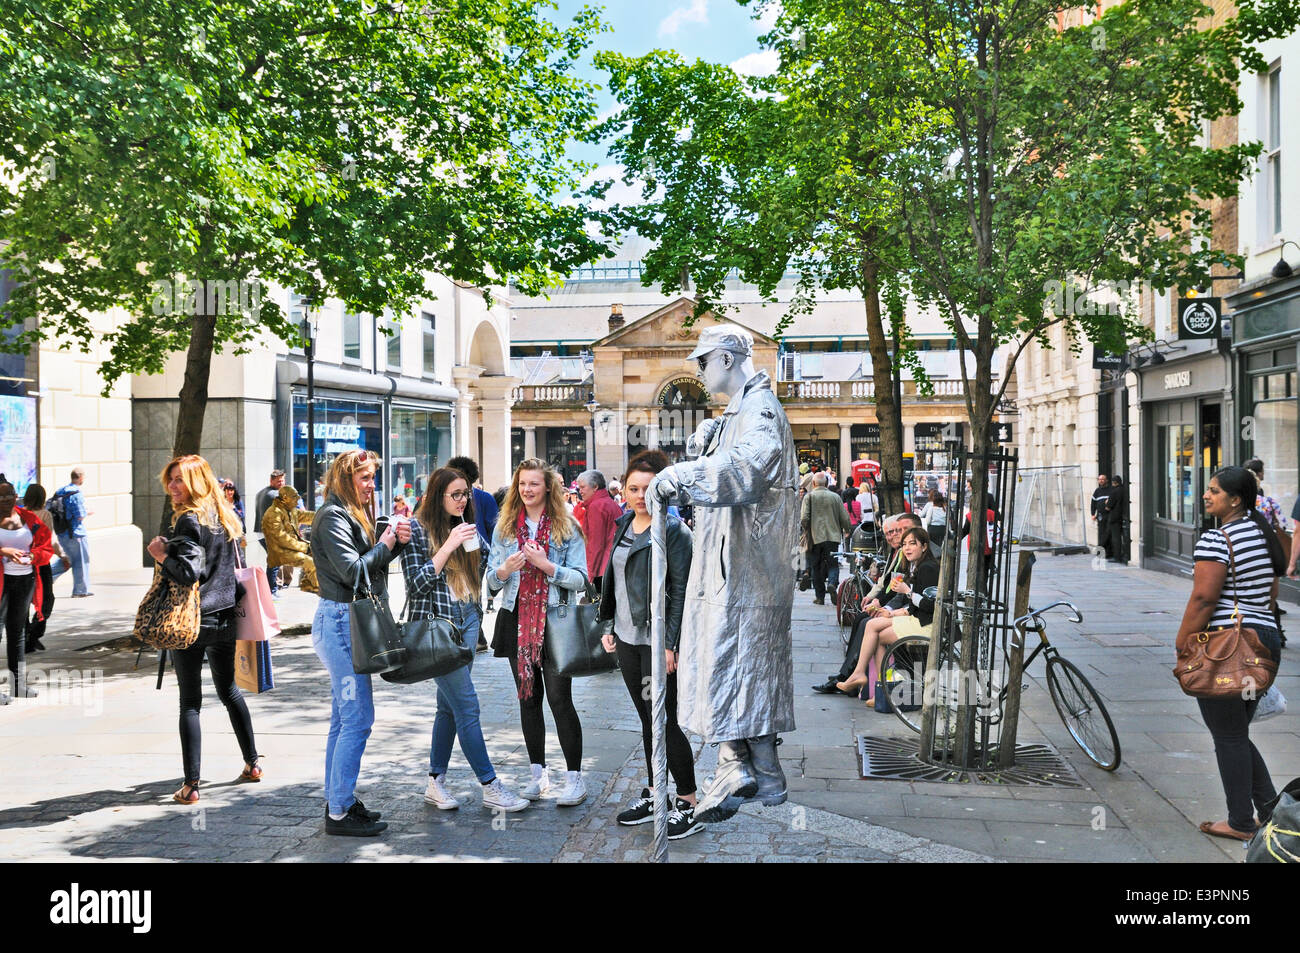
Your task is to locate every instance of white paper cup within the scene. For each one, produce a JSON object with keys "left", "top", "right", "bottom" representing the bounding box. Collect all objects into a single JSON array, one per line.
[{"left": 462, "top": 532, "right": 481, "bottom": 553}]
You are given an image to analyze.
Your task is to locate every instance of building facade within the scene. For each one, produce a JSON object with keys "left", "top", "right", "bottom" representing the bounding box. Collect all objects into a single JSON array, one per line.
[{"left": 508, "top": 263, "right": 1004, "bottom": 495}]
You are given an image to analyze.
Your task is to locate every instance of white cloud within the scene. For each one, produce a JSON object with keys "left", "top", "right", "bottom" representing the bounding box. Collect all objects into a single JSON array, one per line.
[
  {"left": 730, "top": 49, "right": 780, "bottom": 77},
  {"left": 579, "top": 163, "right": 661, "bottom": 211},
  {"left": 659, "top": 0, "right": 709, "bottom": 37},
  {"left": 755, "top": 1, "right": 781, "bottom": 34}
]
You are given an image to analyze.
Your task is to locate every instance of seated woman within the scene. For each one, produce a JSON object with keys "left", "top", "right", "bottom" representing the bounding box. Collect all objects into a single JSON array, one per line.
[{"left": 836, "top": 526, "right": 939, "bottom": 703}]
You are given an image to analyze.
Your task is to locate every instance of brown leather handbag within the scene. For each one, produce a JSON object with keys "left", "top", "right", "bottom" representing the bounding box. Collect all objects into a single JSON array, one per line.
[{"left": 1173, "top": 531, "right": 1278, "bottom": 699}]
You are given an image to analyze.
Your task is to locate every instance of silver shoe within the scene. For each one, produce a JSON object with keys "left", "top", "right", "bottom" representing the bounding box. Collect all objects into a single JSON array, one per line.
[
  {"left": 695, "top": 740, "right": 758, "bottom": 823},
  {"left": 746, "top": 734, "right": 787, "bottom": 807}
]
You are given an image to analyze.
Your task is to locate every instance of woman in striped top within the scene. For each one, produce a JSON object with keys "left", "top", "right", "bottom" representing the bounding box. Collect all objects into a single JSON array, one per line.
[{"left": 1177, "top": 466, "right": 1286, "bottom": 842}]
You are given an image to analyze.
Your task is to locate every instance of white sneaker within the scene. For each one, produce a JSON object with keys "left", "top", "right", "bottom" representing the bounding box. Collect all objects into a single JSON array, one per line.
[
  {"left": 556, "top": 770, "right": 587, "bottom": 807},
  {"left": 521, "top": 764, "right": 550, "bottom": 801},
  {"left": 423, "top": 773, "right": 459, "bottom": 810},
  {"left": 0, "top": 691, "right": 10, "bottom": 706},
  {"left": 481, "top": 778, "right": 529, "bottom": 813}
]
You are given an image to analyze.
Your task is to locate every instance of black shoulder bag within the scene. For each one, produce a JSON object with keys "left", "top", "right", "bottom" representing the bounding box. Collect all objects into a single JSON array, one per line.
[{"left": 349, "top": 561, "right": 408, "bottom": 675}]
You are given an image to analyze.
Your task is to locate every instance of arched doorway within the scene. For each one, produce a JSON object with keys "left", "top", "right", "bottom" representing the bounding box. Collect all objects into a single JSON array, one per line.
[{"left": 653, "top": 376, "right": 711, "bottom": 462}]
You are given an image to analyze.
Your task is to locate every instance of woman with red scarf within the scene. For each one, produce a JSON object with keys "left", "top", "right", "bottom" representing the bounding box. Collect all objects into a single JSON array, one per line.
[
  {"left": 0, "top": 481, "right": 53, "bottom": 702},
  {"left": 487, "top": 459, "right": 590, "bottom": 807}
]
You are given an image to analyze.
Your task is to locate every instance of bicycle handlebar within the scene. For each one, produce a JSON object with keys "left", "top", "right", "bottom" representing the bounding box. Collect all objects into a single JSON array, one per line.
[{"left": 1013, "top": 601, "right": 1083, "bottom": 629}]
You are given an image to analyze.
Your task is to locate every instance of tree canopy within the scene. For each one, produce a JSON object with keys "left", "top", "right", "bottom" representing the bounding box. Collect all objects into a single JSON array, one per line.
[{"left": 1, "top": 0, "right": 609, "bottom": 450}]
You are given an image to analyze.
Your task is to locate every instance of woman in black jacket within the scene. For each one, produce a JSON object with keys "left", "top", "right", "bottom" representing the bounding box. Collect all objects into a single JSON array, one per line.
[
  {"left": 146, "top": 455, "right": 259, "bottom": 805},
  {"left": 597, "top": 450, "right": 700, "bottom": 838},
  {"left": 309, "top": 449, "right": 411, "bottom": 837},
  {"left": 836, "top": 527, "right": 940, "bottom": 704}
]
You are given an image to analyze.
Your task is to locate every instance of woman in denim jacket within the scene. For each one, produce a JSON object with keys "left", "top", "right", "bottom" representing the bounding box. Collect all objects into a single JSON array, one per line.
[
  {"left": 401, "top": 465, "right": 528, "bottom": 814},
  {"left": 487, "top": 458, "right": 590, "bottom": 806}
]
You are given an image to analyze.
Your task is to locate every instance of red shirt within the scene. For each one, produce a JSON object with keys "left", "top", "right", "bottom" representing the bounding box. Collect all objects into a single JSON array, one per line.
[{"left": 582, "top": 489, "right": 625, "bottom": 580}]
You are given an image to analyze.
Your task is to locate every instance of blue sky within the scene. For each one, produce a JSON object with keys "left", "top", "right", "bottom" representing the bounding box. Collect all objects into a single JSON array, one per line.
[{"left": 550, "top": 0, "right": 780, "bottom": 194}]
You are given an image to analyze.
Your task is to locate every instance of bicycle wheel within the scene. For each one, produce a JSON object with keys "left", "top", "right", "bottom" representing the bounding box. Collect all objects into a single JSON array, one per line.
[
  {"left": 878, "top": 636, "right": 937, "bottom": 734},
  {"left": 1044, "top": 656, "right": 1121, "bottom": 771}
]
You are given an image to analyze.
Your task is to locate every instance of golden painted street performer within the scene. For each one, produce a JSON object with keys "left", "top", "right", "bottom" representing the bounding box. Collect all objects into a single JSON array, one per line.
[{"left": 649, "top": 324, "right": 799, "bottom": 823}]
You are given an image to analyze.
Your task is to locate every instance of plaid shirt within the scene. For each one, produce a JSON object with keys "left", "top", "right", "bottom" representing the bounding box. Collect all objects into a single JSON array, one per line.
[{"left": 399, "top": 518, "right": 488, "bottom": 621}]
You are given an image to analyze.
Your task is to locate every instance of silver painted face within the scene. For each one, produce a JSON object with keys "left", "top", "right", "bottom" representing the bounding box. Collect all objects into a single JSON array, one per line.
[{"left": 697, "top": 348, "right": 733, "bottom": 395}]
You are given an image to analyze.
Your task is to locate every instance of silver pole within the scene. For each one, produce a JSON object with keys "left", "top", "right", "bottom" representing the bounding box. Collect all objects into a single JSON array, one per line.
[{"left": 648, "top": 492, "right": 670, "bottom": 863}]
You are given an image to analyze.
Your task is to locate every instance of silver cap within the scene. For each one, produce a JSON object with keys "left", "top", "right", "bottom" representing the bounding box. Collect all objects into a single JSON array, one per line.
[{"left": 687, "top": 324, "right": 754, "bottom": 361}]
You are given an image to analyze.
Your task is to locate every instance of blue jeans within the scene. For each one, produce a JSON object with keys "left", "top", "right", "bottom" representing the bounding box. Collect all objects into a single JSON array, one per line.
[
  {"left": 312, "top": 599, "right": 374, "bottom": 815},
  {"left": 52, "top": 533, "right": 89, "bottom": 595},
  {"left": 429, "top": 603, "right": 494, "bottom": 782}
]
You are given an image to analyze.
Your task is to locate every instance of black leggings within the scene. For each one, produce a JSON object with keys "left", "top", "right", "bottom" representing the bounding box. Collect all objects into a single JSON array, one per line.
[
  {"left": 616, "top": 638, "right": 696, "bottom": 796},
  {"left": 2, "top": 571, "right": 34, "bottom": 683},
  {"left": 1196, "top": 623, "right": 1280, "bottom": 834},
  {"left": 25, "top": 564, "right": 55, "bottom": 645},
  {"left": 171, "top": 623, "right": 258, "bottom": 784},
  {"left": 506, "top": 649, "right": 584, "bottom": 773}
]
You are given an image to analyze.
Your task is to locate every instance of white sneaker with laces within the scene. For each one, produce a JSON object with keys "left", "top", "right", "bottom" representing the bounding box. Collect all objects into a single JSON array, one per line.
[
  {"left": 423, "top": 773, "right": 460, "bottom": 810},
  {"left": 482, "top": 778, "right": 529, "bottom": 813},
  {"left": 556, "top": 770, "right": 587, "bottom": 807},
  {"left": 521, "top": 764, "right": 551, "bottom": 801}
]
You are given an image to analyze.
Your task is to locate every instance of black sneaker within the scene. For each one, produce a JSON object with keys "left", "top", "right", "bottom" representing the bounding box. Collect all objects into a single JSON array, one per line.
[
  {"left": 667, "top": 798, "right": 703, "bottom": 840},
  {"left": 617, "top": 787, "right": 655, "bottom": 826},
  {"left": 324, "top": 799, "right": 382, "bottom": 822},
  {"left": 326, "top": 802, "right": 388, "bottom": 836}
]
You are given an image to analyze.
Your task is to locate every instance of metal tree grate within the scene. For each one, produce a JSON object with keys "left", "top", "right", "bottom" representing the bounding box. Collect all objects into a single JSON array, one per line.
[{"left": 858, "top": 734, "right": 1084, "bottom": 787}]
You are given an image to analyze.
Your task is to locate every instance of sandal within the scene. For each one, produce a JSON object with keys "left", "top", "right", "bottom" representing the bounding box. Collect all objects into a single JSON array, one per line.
[
  {"left": 239, "top": 760, "right": 263, "bottom": 783},
  {"left": 172, "top": 781, "right": 200, "bottom": 804},
  {"left": 1198, "top": 820, "right": 1254, "bottom": 842}
]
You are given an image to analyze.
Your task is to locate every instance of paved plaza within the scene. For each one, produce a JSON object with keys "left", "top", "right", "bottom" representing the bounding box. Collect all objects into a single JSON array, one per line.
[{"left": 1, "top": 552, "right": 1296, "bottom": 863}]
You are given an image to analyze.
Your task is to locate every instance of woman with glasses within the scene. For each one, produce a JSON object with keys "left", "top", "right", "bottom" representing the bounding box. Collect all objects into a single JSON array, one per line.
[
  {"left": 220, "top": 479, "right": 247, "bottom": 550},
  {"left": 400, "top": 467, "right": 529, "bottom": 814}
]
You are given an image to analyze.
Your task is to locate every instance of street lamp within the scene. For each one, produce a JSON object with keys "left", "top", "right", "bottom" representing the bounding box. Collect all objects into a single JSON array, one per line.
[
  {"left": 1271, "top": 240, "right": 1300, "bottom": 279},
  {"left": 300, "top": 296, "right": 317, "bottom": 508},
  {"left": 584, "top": 389, "right": 600, "bottom": 472}
]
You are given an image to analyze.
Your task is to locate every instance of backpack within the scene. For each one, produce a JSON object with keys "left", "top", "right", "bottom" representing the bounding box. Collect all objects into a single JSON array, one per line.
[{"left": 48, "top": 490, "right": 71, "bottom": 535}]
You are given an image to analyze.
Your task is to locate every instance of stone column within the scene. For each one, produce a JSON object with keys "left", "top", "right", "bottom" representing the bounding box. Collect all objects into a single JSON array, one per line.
[
  {"left": 451, "top": 364, "right": 485, "bottom": 464},
  {"left": 839, "top": 422, "right": 852, "bottom": 472},
  {"left": 524, "top": 425, "right": 537, "bottom": 460},
  {"left": 473, "top": 374, "right": 522, "bottom": 492}
]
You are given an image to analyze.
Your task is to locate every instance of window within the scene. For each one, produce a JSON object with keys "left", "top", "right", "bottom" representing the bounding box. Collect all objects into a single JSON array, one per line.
[
  {"left": 383, "top": 312, "right": 401, "bottom": 370},
  {"left": 1262, "top": 63, "right": 1282, "bottom": 240},
  {"left": 1157, "top": 423, "right": 1196, "bottom": 524},
  {"left": 343, "top": 311, "right": 361, "bottom": 362},
  {"left": 422, "top": 312, "right": 436, "bottom": 376}
]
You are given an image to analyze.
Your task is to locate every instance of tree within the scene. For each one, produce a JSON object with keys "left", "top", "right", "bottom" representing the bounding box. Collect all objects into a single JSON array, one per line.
[
  {"left": 594, "top": 9, "right": 933, "bottom": 515},
  {"left": 0, "top": 0, "right": 608, "bottom": 456},
  {"left": 834, "top": 0, "right": 1297, "bottom": 584}
]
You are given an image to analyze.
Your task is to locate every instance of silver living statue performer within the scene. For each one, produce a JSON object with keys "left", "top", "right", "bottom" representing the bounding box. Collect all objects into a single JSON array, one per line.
[{"left": 650, "top": 324, "right": 798, "bottom": 823}]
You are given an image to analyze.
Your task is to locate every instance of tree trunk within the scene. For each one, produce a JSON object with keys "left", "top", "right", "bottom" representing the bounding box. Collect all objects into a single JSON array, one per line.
[{"left": 861, "top": 256, "right": 905, "bottom": 515}]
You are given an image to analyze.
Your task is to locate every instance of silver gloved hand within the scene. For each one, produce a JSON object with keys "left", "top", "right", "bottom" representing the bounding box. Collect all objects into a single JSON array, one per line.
[{"left": 685, "top": 416, "right": 722, "bottom": 459}]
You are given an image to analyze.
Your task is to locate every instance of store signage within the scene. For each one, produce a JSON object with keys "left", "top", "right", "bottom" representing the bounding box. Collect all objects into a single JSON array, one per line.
[
  {"left": 1092, "top": 350, "right": 1125, "bottom": 371},
  {"left": 1176, "top": 297, "right": 1222, "bottom": 339},
  {"left": 297, "top": 422, "right": 361, "bottom": 440},
  {"left": 915, "top": 421, "right": 964, "bottom": 450},
  {"left": 995, "top": 422, "right": 1014, "bottom": 444},
  {"left": 1164, "top": 371, "right": 1191, "bottom": 390}
]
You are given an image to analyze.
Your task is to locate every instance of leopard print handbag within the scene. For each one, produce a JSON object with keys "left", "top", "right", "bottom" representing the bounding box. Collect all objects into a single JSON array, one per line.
[{"left": 133, "top": 565, "right": 201, "bottom": 650}]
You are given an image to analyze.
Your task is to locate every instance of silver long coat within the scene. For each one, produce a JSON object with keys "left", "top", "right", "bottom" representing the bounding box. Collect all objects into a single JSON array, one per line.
[{"left": 672, "top": 370, "right": 798, "bottom": 742}]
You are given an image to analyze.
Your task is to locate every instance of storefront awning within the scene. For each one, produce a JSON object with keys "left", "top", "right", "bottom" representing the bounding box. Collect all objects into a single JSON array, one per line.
[{"left": 277, "top": 359, "right": 460, "bottom": 404}]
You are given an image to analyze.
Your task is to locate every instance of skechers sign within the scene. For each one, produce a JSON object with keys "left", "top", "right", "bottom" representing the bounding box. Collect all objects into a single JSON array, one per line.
[
  {"left": 297, "top": 422, "right": 361, "bottom": 441},
  {"left": 1177, "top": 297, "right": 1222, "bottom": 339}
]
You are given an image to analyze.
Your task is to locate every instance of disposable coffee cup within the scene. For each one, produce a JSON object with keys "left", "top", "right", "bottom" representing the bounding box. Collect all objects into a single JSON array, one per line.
[{"left": 462, "top": 531, "right": 481, "bottom": 553}]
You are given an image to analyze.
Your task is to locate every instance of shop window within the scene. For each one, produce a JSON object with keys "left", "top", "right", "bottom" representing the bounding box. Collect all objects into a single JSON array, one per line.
[
  {"left": 1157, "top": 423, "right": 1196, "bottom": 524},
  {"left": 389, "top": 407, "right": 452, "bottom": 515}
]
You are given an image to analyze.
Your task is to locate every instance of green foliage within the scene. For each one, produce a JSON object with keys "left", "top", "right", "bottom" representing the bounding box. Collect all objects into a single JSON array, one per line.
[{"left": 0, "top": 0, "right": 610, "bottom": 393}]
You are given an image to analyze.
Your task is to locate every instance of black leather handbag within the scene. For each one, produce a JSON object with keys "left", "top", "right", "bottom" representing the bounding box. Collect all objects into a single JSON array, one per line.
[
  {"left": 382, "top": 602, "right": 474, "bottom": 685},
  {"left": 349, "top": 562, "right": 408, "bottom": 675},
  {"left": 544, "top": 582, "right": 617, "bottom": 678}
]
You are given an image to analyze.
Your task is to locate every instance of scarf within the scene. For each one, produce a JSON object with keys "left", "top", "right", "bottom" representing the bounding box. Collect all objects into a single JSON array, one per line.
[{"left": 515, "top": 509, "right": 552, "bottom": 700}]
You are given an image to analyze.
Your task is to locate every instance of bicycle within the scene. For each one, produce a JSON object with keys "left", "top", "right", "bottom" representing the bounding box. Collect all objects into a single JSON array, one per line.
[
  {"left": 878, "top": 599, "right": 1121, "bottom": 771},
  {"left": 833, "top": 549, "right": 887, "bottom": 647}
]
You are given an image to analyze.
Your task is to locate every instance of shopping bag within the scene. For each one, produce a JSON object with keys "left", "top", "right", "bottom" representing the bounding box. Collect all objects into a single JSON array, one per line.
[
  {"left": 234, "top": 639, "right": 275, "bottom": 694},
  {"left": 234, "top": 565, "right": 280, "bottom": 642}
]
